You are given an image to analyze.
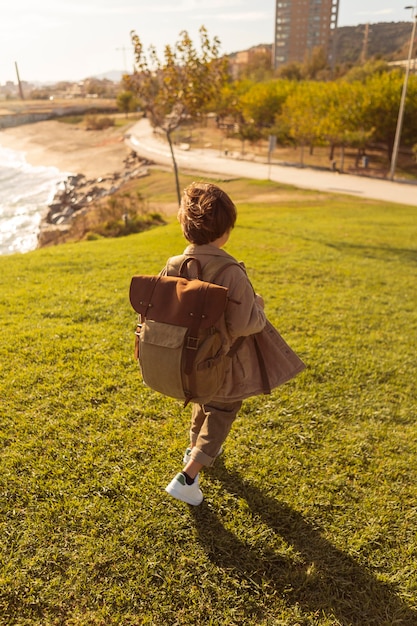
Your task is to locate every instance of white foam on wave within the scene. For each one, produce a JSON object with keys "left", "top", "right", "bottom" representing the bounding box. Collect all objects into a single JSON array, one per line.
[{"left": 0, "top": 144, "right": 71, "bottom": 255}]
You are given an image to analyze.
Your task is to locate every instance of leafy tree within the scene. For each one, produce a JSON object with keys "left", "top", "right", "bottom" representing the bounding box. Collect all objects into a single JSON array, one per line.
[
  {"left": 214, "top": 80, "right": 258, "bottom": 127},
  {"left": 116, "top": 91, "right": 138, "bottom": 118},
  {"left": 302, "top": 46, "right": 330, "bottom": 80},
  {"left": 239, "top": 80, "right": 294, "bottom": 130},
  {"left": 215, "top": 83, "right": 241, "bottom": 126},
  {"left": 233, "top": 122, "right": 262, "bottom": 155},
  {"left": 277, "top": 61, "right": 303, "bottom": 81},
  {"left": 125, "top": 27, "right": 228, "bottom": 203},
  {"left": 279, "top": 81, "right": 328, "bottom": 163},
  {"left": 316, "top": 81, "right": 373, "bottom": 167},
  {"left": 362, "top": 70, "right": 417, "bottom": 159},
  {"left": 277, "top": 70, "right": 417, "bottom": 167},
  {"left": 343, "top": 59, "right": 392, "bottom": 83},
  {"left": 275, "top": 48, "right": 330, "bottom": 82},
  {"left": 228, "top": 79, "right": 295, "bottom": 154}
]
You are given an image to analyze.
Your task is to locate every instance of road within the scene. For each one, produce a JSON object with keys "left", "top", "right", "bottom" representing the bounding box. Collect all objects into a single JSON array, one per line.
[{"left": 126, "top": 118, "right": 417, "bottom": 207}]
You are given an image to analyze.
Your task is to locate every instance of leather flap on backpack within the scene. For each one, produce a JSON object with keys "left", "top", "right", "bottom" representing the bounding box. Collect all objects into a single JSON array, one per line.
[{"left": 129, "top": 275, "right": 228, "bottom": 329}]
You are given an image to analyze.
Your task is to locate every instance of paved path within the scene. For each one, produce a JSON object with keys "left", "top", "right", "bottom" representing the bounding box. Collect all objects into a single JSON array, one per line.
[{"left": 126, "top": 119, "right": 417, "bottom": 207}]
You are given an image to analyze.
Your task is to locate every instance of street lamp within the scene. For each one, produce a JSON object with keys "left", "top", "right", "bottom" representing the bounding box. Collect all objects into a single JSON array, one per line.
[
  {"left": 389, "top": 4, "right": 417, "bottom": 180},
  {"left": 116, "top": 47, "right": 128, "bottom": 72}
]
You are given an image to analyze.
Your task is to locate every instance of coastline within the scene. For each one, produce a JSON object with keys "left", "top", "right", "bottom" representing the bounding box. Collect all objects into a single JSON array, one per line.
[
  {"left": 0, "top": 118, "right": 133, "bottom": 179},
  {"left": 0, "top": 118, "right": 150, "bottom": 248}
]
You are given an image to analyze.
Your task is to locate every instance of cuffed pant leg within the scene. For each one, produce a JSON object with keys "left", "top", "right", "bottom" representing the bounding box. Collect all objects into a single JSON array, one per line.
[{"left": 189, "top": 400, "right": 242, "bottom": 467}]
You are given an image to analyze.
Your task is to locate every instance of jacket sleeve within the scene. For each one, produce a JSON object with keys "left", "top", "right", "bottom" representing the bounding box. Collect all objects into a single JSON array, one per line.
[{"left": 224, "top": 270, "right": 266, "bottom": 339}]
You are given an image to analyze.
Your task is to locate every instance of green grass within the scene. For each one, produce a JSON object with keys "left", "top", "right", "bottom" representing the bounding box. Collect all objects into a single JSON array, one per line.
[{"left": 0, "top": 176, "right": 416, "bottom": 625}]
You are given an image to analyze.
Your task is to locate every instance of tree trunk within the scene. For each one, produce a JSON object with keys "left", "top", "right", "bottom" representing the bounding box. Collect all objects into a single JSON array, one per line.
[
  {"left": 166, "top": 130, "right": 181, "bottom": 206},
  {"left": 340, "top": 145, "right": 345, "bottom": 172}
]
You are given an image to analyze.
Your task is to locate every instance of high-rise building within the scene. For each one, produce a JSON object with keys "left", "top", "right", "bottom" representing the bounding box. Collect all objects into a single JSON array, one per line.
[{"left": 273, "top": 0, "right": 339, "bottom": 69}]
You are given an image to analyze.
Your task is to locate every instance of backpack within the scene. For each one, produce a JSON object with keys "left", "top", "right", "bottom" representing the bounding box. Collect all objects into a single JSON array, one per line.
[{"left": 129, "top": 255, "right": 242, "bottom": 406}]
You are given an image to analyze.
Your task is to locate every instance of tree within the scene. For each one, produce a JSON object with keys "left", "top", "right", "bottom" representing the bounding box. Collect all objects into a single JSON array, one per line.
[
  {"left": 279, "top": 82, "right": 328, "bottom": 164},
  {"left": 125, "top": 27, "right": 229, "bottom": 204},
  {"left": 116, "top": 91, "right": 138, "bottom": 118},
  {"left": 277, "top": 61, "right": 303, "bottom": 81},
  {"left": 302, "top": 46, "right": 329, "bottom": 80},
  {"left": 315, "top": 81, "right": 373, "bottom": 168},
  {"left": 239, "top": 80, "right": 294, "bottom": 130},
  {"left": 361, "top": 70, "right": 417, "bottom": 159},
  {"left": 343, "top": 59, "right": 391, "bottom": 83},
  {"left": 279, "top": 80, "right": 374, "bottom": 168},
  {"left": 227, "top": 79, "right": 295, "bottom": 153}
]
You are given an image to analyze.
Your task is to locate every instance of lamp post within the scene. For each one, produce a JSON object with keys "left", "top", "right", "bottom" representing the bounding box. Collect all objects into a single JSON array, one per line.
[{"left": 389, "top": 4, "right": 417, "bottom": 180}]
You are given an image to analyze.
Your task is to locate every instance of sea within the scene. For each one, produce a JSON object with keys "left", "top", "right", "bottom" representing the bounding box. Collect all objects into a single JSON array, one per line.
[{"left": 0, "top": 143, "right": 70, "bottom": 255}]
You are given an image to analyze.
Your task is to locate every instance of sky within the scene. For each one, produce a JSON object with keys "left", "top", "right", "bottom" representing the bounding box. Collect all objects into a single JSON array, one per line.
[{"left": 1, "top": 0, "right": 416, "bottom": 85}]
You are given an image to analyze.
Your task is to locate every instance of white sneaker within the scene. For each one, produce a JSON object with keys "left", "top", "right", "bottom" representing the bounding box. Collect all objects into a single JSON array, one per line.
[
  {"left": 165, "top": 473, "right": 203, "bottom": 506},
  {"left": 183, "top": 446, "right": 223, "bottom": 464}
]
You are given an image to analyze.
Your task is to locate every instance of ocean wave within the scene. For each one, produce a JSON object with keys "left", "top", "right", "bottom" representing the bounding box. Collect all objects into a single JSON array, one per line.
[{"left": 0, "top": 144, "right": 70, "bottom": 255}]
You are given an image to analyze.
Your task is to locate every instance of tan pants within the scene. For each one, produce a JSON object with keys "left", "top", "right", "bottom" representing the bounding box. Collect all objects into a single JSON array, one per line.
[{"left": 189, "top": 400, "right": 242, "bottom": 467}]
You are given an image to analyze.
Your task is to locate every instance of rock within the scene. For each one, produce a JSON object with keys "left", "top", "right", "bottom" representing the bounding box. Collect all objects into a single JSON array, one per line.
[
  {"left": 38, "top": 224, "right": 71, "bottom": 248},
  {"left": 38, "top": 157, "right": 151, "bottom": 248}
]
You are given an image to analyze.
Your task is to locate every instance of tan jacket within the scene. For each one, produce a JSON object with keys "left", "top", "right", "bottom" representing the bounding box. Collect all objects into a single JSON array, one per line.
[{"left": 166, "top": 244, "right": 305, "bottom": 403}]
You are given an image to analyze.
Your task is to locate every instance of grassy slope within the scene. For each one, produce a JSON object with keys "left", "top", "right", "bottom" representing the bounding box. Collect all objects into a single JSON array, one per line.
[{"left": 0, "top": 176, "right": 416, "bottom": 625}]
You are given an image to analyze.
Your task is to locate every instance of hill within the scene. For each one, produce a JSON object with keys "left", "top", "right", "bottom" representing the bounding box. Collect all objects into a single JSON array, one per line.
[
  {"left": 335, "top": 21, "right": 413, "bottom": 64},
  {"left": 228, "top": 21, "right": 413, "bottom": 69}
]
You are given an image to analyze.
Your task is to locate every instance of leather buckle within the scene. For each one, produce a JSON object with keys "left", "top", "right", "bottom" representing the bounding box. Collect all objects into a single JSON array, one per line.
[{"left": 186, "top": 336, "right": 198, "bottom": 350}]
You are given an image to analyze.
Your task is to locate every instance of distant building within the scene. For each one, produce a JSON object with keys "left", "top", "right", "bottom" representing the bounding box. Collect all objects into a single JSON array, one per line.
[
  {"left": 228, "top": 45, "right": 272, "bottom": 79},
  {"left": 273, "top": 0, "right": 339, "bottom": 69}
]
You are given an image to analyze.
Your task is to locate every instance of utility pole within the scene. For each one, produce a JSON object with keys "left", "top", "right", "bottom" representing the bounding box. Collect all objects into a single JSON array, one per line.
[
  {"left": 389, "top": 4, "right": 417, "bottom": 181},
  {"left": 15, "top": 62, "right": 25, "bottom": 100},
  {"left": 116, "top": 47, "right": 128, "bottom": 73},
  {"left": 361, "top": 23, "right": 369, "bottom": 63}
]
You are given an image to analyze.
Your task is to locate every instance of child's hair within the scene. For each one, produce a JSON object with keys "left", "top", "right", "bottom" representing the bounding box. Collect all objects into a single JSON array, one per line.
[{"left": 178, "top": 182, "right": 237, "bottom": 245}]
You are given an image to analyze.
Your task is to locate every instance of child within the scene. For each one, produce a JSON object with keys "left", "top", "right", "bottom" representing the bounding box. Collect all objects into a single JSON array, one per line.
[{"left": 165, "top": 182, "right": 304, "bottom": 505}]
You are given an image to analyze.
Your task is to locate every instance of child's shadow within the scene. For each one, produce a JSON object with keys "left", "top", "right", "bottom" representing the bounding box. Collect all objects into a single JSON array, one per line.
[{"left": 191, "top": 461, "right": 416, "bottom": 625}]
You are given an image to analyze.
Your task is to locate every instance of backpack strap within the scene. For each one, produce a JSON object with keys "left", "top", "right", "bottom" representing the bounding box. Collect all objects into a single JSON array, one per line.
[
  {"left": 183, "top": 280, "right": 211, "bottom": 375},
  {"left": 166, "top": 254, "right": 243, "bottom": 284},
  {"left": 179, "top": 257, "right": 203, "bottom": 280},
  {"left": 165, "top": 254, "right": 247, "bottom": 362},
  {"left": 164, "top": 255, "right": 199, "bottom": 278}
]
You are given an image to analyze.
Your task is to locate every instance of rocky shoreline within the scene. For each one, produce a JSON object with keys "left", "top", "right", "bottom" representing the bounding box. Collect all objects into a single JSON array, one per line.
[{"left": 38, "top": 150, "right": 152, "bottom": 248}]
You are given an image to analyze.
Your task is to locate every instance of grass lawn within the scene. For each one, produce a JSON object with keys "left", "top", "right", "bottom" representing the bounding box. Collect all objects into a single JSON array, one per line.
[{"left": 0, "top": 174, "right": 416, "bottom": 625}]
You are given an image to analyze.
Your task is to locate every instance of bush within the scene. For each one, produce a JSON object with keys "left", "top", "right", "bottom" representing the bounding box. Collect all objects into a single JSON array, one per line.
[
  {"left": 87, "top": 212, "right": 165, "bottom": 239},
  {"left": 85, "top": 115, "right": 115, "bottom": 130},
  {"left": 83, "top": 191, "right": 165, "bottom": 240}
]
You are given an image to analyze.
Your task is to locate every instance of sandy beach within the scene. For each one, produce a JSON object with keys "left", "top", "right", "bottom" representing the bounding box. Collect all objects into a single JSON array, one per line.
[
  {"left": 0, "top": 118, "right": 133, "bottom": 179},
  {"left": 0, "top": 117, "right": 156, "bottom": 250}
]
